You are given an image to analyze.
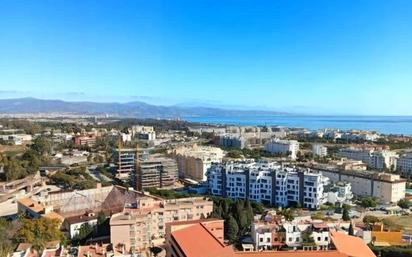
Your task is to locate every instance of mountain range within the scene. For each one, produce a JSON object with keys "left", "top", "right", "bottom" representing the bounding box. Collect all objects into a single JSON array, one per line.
[{"left": 0, "top": 97, "right": 285, "bottom": 118}]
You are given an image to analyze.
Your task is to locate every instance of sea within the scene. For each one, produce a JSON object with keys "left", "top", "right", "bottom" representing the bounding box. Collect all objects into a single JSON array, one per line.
[{"left": 183, "top": 115, "right": 412, "bottom": 136}]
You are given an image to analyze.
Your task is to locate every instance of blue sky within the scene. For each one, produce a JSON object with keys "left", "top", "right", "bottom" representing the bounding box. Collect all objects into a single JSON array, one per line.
[{"left": 0, "top": 0, "right": 412, "bottom": 115}]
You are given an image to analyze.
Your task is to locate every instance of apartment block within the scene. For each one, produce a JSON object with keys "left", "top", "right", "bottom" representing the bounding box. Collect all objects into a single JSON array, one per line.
[
  {"left": 173, "top": 144, "right": 224, "bottom": 181},
  {"left": 319, "top": 168, "right": 406, "bottom": 203},
  {"left": 114, "top": 148, "right": 137, "bottom": 181},
  {"left": 336, "top": 147, "right": 398, "bottom": 171},
  {"left": 397, "top": 154, "right": 412, "bottom": 176},
  {"left": 312, "top": 144, "right": 328, "bottom": 157},
  {"left": 110, "top": 196, "right": 213, "bottom": 252},
  {"left": 264, "top": 139, "right": 299, "bottom": 159},
  {"left": 73, "top": 134, "right": 96, "bottom": 147},
  {"left": 216, "top": 134, "right": 247, "bottom": 149},
  {"left": 136, "top": 156, "right": 178, "bottom": 190},
  {"left": 131, "top": 125, "right": 156, "bottom": 141},
  {"left": 207, "top": 161, "right": 328, "bottom": 209}
]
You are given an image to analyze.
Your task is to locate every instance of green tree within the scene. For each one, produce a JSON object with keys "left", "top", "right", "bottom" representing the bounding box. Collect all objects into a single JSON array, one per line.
[
  {"left": 15, "top": 218, "right": 64, "bottom": 251},
  {"left": 397, "top": 198, "right": 411, "bottom": 209},
  {"left": 363, "top": 215, "right": 380, "bottom": 224},
  {"left": 342, "top": 208, "right": 351, "bottom": 221},
  {"left": 348, "top": 223, "right": 354, "bottom": 236},
  {"left": 360, "top": 197, "right": 378, "bottom": 208},
  {"left": 31, "top": 136, "right": 52, "bottom": 156},
  {"left": 0, "top": 218, "right": 17, "bottom": 257},
  {"left": 149, "top": 246, "right": 162, "bottom": 257},
  {"left": 73, "top": 222, "right": 94, "bottom": 244},
  {"left": 4, "top": 159, "right": 26, "bottom": 181},
  {"left": 21, "top": 149, "right": 41, "bottom": 174},
  {"left": 224, "top": 215, "right": 239, "bottom": 243},
  {"left": 280, "top": 209, "right": 295, "bottom": 221},
  {"left": 244, "top": 200, "right": 254, "bottom": 226}
]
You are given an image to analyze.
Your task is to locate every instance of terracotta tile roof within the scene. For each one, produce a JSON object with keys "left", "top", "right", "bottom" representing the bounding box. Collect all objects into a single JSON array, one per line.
[
  {"left": 331, "top": 231, "right": 376, "bottom": 257},
  {"left": 171, "top": 223, "right": 234, "bottom": 257},
  {"left": 64, "top": 213, "right": 97, "bottom": 225},
  {"left": 170, "top": 220, "right": 376, "bottom": 257},
  {"left": 77, "top": 244, "right": 110, "bottom": 257},
  {"left": 234, "top": 251, "right": 348, "bottom": 257}
]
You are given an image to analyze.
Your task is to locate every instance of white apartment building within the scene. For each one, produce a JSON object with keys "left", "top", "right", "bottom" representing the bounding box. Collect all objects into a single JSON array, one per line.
[
  {"left": 369, "top": 150, "right": 398, "bottom": 171},
  {"left": 312, "top": 144, "right": 328, "bottom": 157},
  {"left": 173, "top": 145, "right": 224, "bottom": 181},
  {"left": 336, "top": 147, "right": 398, "bottom": 170},
  {"left": 320, "top": 168, "right": 406, "bottom": 203},
  {"left": 265, "top": 139, "right": 300, "bottom": 159},
  {"left": 336, "top": 148, "right": 372, "bottom": 163},
  {"left": 326, "top": 182, "right": 353, "bottom": 206},
  {"left": 207, "top": 161, "right": 328, "bottom": 209},
  {"left": 397, "top": 154, "right": 412, "bottom": 176}
]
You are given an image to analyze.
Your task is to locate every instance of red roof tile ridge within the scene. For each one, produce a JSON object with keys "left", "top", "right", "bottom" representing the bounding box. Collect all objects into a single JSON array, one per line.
[{"left": 199, "top": 222, "right": 228, "bottom": 248}]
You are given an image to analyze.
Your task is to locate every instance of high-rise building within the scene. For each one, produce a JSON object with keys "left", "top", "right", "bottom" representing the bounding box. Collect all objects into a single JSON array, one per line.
[
  {"left": 207, "top": 161, "right": 328, "bottom": 209},
  {"left": 265, "top": 139, "right": 299, "bottom": 159},
  {"left": 114, "top": 148, "right": 138, "bottom": 181},
  {"left": 136, "top": 156, "right": 178, "bottom": 190}
]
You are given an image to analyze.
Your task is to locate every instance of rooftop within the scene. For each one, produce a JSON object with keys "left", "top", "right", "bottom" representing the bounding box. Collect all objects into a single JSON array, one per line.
[{"left": 330, "top": 231, "right": 376, "bottom": 257}]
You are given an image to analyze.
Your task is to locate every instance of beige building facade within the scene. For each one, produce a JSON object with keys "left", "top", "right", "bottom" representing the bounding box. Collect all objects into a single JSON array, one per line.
[
  {"left": 110, "top": 195, "right": 213, "bottom": 252},
  {"left": 173, "top": 144, "right": 224, "bottom": 181},
  {"left": 320, "top": 169, "right": 405, "bottom": 203}
]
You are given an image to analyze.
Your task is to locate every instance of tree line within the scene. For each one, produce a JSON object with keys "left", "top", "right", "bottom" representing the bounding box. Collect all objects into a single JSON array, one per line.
[{"left": 208, "top": 197, "right": 263, "bottom": 243}]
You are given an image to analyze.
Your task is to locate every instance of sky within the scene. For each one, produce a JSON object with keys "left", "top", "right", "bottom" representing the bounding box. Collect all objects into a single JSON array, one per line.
[{"left": 0, "top": 0, "right": 412, "bottom": 115}]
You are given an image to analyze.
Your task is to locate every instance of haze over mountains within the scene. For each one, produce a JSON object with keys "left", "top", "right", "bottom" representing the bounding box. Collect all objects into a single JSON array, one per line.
[{"left": 0, "top": 98, "right": 285, "bottom": 118}]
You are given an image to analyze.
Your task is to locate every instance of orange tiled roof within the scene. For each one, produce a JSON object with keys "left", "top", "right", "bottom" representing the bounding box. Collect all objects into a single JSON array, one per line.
[
  {"left": 234, "top": 251, "right": 348, "bottom": 257},
  {"left": 171, "top": 223, "right": 234, "bottom": 257},
  {"left": 331, "top": 231, "right": 376, "bottom": 257},
  {"left": 171, "top": 220, "right": 376, "bottom": 257}
]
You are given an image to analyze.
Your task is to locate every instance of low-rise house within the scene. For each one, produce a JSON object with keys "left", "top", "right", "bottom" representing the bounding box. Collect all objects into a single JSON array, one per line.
[
  {"left": 63, "top": 212, "right": 99, "bottom": 239},
  {"left": 166, "top": 218, "right": 376, "bottom": 257}
]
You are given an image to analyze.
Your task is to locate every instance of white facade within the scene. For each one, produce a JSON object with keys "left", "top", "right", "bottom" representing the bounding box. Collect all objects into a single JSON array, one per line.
[
  {"left": 65, "top": 217, "right": 98, "bottom": 239},
  {"left": 397, "top": 154, "right": 412, "bottom": 176},
  {"left": 312, "top": 144, "right": 327, "bottom": 157},
  {"left": 321, "top": 169, "right": 406, "bottom": 203},
  {"left": 131, "top": 126, "right": 156, "bottom": 141},
  {"left": 326, "top": 182, "right": 353, "bottom": 206},
  {"left": 336, "top": 147, "right": 398, "bottom": 170},
  {"left": 265, "top": 139, "right": 300, "bottom": 159},
  {"left": 207, "top": 161, "right": 328, "bottom": 209}
]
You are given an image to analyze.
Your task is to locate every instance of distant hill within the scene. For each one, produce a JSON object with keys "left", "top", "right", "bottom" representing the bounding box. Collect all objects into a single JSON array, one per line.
[{"left": 0, "top": 97, "right": 285, "bottom": 118}]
